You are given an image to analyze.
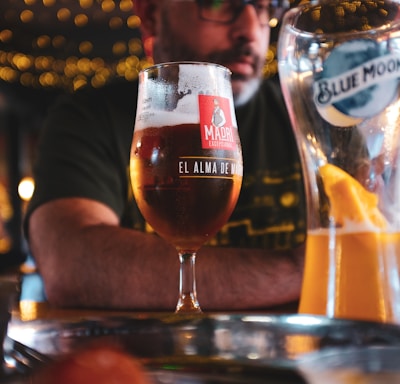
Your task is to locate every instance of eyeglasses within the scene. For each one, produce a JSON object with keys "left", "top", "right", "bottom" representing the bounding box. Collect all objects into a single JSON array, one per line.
[{"left": 175, "top": 0, "right": 290, "bottom": 26}]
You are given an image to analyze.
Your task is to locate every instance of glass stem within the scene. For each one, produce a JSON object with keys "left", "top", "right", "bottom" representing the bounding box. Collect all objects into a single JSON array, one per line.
[{"left": 176, "top": 252, "right": 202, "bottom": 314}]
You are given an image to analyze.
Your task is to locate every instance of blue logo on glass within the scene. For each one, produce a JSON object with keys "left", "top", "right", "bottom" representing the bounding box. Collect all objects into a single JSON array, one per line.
[{"left": 314, "top": 39, "right": 400, "bottom": 127}]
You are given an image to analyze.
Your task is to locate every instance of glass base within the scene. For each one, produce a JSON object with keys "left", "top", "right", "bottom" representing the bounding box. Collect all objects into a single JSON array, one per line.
[{"left": 175, "top": 295, "right": 202, "bottom": 314}]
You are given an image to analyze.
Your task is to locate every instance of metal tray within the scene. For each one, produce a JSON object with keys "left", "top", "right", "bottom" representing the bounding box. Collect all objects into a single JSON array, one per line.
[{"left": 4, "top": 313, "right": 400, "bottom": 383}]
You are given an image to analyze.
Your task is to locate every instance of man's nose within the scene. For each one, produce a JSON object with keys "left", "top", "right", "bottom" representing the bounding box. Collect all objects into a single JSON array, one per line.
[{"left": 231, "top": 4, "right": 265, "bottom": 41}]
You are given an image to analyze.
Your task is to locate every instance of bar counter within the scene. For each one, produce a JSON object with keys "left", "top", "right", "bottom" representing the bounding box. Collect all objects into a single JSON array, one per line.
[
  {"left": 5, "top": 270, "right": 400, "bottom": 383},
  {"left": 1, "top": 265, "right": 308, "bottom": 384},
  {"left": 6, "top": 298, "right": 312, "bottom": 383}
]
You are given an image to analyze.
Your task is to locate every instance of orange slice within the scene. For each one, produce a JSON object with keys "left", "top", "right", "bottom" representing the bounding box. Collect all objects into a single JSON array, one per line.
[{"left": 319, "top": 164, "right": 387, "bottom": 228}]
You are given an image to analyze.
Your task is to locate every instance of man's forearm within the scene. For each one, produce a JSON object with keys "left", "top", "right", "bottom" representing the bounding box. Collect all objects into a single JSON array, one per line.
[
  {"left": 37, "top": 231, "right": 304, "bottom": 311},
  {"left": 31, "top": 224, "right": 180, "bottom": 309},
  {"left": 28, "top": 198, "right": 304, "bottom": 310},
  {"left": 197, "top": 244, "right": 304, "bottom": 310}
]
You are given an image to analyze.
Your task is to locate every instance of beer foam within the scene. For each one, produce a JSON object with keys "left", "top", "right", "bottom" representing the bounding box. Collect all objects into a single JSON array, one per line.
[
  {"left": 309, "top": 219, "right": 395, "bottom": 234},
  {"left": 177, "top": 63, "right": 230, "bottom": 97},
  {"left": 136, "top": 109, "right": 198, "bottom": 129},
  {"left": 175, "top": 94, "right": 200, "bottom": 116},
  {"left": 135, "top": 63, "right": 232, "bottom": 130}
]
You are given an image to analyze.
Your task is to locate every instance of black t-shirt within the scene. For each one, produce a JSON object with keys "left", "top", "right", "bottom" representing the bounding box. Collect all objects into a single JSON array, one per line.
[{"left": 26, "top": 76, "right": 306, "bottom": 250}]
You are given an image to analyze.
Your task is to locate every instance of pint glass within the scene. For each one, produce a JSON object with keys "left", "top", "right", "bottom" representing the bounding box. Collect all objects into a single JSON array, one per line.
[{"left": 278, "top": 0, "right": 400, "bottom": 322}]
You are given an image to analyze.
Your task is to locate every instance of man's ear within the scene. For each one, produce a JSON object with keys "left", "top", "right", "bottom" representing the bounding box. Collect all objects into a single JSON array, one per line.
[{"left": 134, "top": 0, "right": 159, "bottom": 41}]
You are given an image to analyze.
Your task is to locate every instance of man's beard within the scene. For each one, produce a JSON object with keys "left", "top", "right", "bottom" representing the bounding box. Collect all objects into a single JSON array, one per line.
[{"left": 153, "top": 13, "right": 265, "bottom": 106}]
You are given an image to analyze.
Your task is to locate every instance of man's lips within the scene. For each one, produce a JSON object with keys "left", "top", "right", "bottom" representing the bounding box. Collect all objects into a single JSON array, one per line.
[{"left": 225, "top": 58, "right": 255, "bottom": 77}]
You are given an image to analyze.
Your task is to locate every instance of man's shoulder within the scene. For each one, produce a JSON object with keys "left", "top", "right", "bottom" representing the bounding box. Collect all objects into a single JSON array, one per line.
[
  {"left": 239, "top": 75, "right": 286, "bottom": 114},
  {"left": 75, "top": 79, "right": 138, "bottom": 106},
  {"left": 99, "top": 79, "right": 138, "bottom": 97},
  {"left": 49, "top": 79, "right": 139, "bottom": 124},
  {"left": 259, "top": 75, "right": 284, "bottom": 100}
]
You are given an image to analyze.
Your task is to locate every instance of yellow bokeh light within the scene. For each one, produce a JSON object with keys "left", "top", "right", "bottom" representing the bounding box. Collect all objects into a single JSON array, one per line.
[
  {"left": 112, "top": 41, "right": 127, "bottom": 56},
  {"left": 80, "top": 0, "right": 93, "bottom": 9},
  {"left": 57, "top": 8, "right": 71, "bottom": 22},
  {"left": 77, "top": 57, "right": 91, "bottom": 74},
  {"left": 0, "top": 30, "right": 13, "bottom": 43},
  {"left": 79, "top": 41, "right": 93, "bottom": 55},
  {"left": 127, "top": 15, "right": 141, "bottom": 29},
  {"left": 43, "top": 0, "right": 56, "bottom": 6},
  {"left": 13, "top": 54, "right": 33, "bottom": 71},
  {"left": 39, "top": 71, "right": 56, "bottom": 87},
  {"left": 20, "top": 10, "right": 34, "bottom": 23},
  {"left": 73, "top": 75, "right": 88, "bottom": 91},
  {"left": 52, "top": 35, "right": 66, "bottom": 49},
  {"left": 74, "top": 14, "right": 89, "bottom": 27},
  {"left": 109, "top": 16, "right": 123, "bottom": 29},
  {"left": 0, "top": 67, "right": 18, "bottom": 82},
  {"left": 102, "top": 0, "right": 115, "bottom": 13},
  {"left": 18, "top": 177, "right": 35, "bottom": 201},
  {"left": 120, "top": 0, "right": 133, "bottom": 12},
  {"left": 34, "top": 56, "right": 53, "bottom": 71},
  {"left": 36, "top": 35, "right": 51, "bottom": 49},
  {"left": 20, "top": 72, "right": 35, "bottom": 87}
]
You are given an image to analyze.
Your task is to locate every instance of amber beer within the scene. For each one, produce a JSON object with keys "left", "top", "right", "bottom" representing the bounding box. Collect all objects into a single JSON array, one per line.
[{"left": 130, "top": 123, "right": 242, "bottom": 253}]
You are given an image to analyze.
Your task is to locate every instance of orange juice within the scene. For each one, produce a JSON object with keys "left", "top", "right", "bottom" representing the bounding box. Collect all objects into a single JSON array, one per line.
[{"left": 299, "top": 229, "right": 400, "bottom": 322}]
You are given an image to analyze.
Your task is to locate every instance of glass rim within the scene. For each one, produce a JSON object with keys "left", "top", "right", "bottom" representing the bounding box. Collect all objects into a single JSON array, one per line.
[
  {"left": 140, "top": 61, "right": 232, "bottom": 76},
  {"left": 283, "top": 0, "right": 400, "bottom": 38}
]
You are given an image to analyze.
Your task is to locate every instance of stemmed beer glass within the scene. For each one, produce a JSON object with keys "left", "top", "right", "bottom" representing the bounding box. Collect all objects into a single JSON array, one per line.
[{"left": 130, "top": 62, "right": 243, "bottom": 314}]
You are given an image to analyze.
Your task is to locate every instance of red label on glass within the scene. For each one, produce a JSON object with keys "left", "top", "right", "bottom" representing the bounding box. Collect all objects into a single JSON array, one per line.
[{"left": 199, "top": 95, "right": 236, "bottom": 150}]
